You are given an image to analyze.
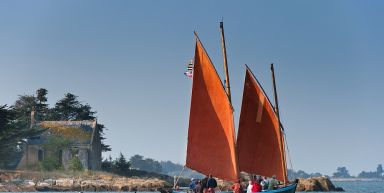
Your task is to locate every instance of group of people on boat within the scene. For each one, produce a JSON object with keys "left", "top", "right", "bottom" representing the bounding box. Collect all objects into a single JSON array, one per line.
[
  {"left": 188, "top": 174, "right": 218, "bottom": 193},
  {"left": 233, "top": 175, "right": 280, "bottom": 193},
  {"left": 189, "top": 174, "right": 281, "bottom": 193}
]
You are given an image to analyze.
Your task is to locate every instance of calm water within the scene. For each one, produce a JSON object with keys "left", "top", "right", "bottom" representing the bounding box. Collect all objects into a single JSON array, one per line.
[
  {"left": 5, "top": 181, "right": 384, "bottom": 193},
  {"left": 312, "top": 181, "right": 384, "bottom": 193}
]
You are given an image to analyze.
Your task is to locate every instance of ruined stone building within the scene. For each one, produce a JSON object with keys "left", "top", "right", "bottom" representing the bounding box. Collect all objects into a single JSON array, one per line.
[{"left": 17, "top": 113, "right": 102, "bottom": 170}]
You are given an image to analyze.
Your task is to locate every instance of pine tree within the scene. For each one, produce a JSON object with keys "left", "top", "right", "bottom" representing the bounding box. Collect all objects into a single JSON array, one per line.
[
  {"left": 51, "top": 93, "right": 110, "bottom": 152},
  {"left": 35, "top": 88, "right": 49, "bottom": 121},
  {"left": 114, "top": 153, "right": 130, "bottom": 174},
  {"left": 0, "top": 105, "right": 42, "bottom": 169}
]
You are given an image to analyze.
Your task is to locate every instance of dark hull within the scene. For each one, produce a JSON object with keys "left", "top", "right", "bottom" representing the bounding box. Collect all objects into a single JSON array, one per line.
[
  {"left": 261, "top": 183, "right": 297, "bottom": 193},
  {"left": 172, "top": 183, "right": 296, "bottom": 193}
]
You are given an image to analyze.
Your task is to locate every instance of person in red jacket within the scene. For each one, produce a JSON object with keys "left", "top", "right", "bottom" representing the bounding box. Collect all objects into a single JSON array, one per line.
[
  {"left": 251, "top": 179, "right": 262, "bottom": 193},
  {"left": 231, "top": 179, "right": 242, "bottom": 193}
]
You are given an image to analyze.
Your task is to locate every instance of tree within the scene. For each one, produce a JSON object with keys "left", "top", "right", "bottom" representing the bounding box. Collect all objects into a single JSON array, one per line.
[
  {"left": 36, "top": 88, "right": 48, "bottom": 103},
  {"left": 0, "top": 105, "right": 42, "bottom": 169},
  {"left": 333, "top": 167, "right": 351, "bottom": 178},
  {"left": 358, "top": 171, "right": 375, "bottom": 178},
  {"left": 377, "top": 164, "right": 383, "bottom": 176},
  {"left": 35, "top": 88, "right": 49, "bottom": 121},
  {"left": 101, "top": 155, "right": 114, "bottom": 172},
  {"left": 51, "top": 93, "right": 110, "bottom": 152},
  {"left": 113, "top": 153, "right": 130, "bottom": 175},
  {"left": 130, "top": 154, "right": 145, "bottom": 169},
  {"left": 0, "top": 105, "right": 18, "bottom": 168},
  {"left": 97, "top": 123, "right": 111, "bottom": 152},
  {"left": 129, "top": 154, "right": 162, "bottom": 173},
  {"left": 68, "top": 157, "right": 83, "bottom": 171},
  {"left": 358, "top": 164, "right": 384, "bottom": 178},
  {"left": 12, "top": 95, "right": 37, "bottom": 129},
  {"left": 12, "top": 88, "right": 49, "bottom": 127},
  {"left": 50, "top": 93, "right": 90, "bottom": 121}
]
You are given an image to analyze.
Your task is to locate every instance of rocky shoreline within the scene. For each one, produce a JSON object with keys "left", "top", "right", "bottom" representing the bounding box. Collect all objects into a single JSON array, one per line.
[
  {"left": 0, "top": 170, "right": 171, "bottom": 192},
  {"left": 0, "top": 171, "right": 344, "bottom": 192}
]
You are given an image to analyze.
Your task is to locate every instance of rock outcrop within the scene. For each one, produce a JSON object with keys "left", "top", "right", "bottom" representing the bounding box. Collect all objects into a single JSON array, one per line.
[
  {"left": 0, "top": 170, "right": 171, "bottom": 192},
  {"left": 297, "top": 177, "right": 344, "bottom": 192}
]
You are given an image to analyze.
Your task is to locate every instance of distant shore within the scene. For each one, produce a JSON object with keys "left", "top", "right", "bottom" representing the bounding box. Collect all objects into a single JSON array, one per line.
[{"left": 331, "top": 177, "right": 384, "bottom": 182}]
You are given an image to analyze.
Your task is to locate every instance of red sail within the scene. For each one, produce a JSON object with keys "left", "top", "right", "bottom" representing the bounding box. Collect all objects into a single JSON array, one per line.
[
  {"left": 186, "top": 38, "right": 239, "bottom": 182},
  {"left": 236, "top": 67, "right": 286, "bottom": 182}
]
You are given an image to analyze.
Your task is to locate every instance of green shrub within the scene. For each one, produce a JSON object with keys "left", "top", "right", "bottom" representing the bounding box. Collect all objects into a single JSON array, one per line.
[
  {"left": 41, "top": 157, "right": 61, "bottom": 171},
  {"left": 69, "top": 157, "right": 83, "bottom": 171}
]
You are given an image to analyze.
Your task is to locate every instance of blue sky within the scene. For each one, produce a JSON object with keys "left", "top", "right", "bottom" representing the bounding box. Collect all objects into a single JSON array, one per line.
[{"left": 1, "top": 1, "right": 383, "bottom": 176}]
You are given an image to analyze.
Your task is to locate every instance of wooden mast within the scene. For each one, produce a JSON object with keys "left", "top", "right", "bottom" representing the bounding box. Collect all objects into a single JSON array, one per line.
[
  {"left": 220, "top": 21, "right": 240, "bottom": 180},
  {"left": 220, "top": 21, "right": 232, "bottom": 102},
  {"left": 271, "top": 63, "right": 288, "bottom": 184}
]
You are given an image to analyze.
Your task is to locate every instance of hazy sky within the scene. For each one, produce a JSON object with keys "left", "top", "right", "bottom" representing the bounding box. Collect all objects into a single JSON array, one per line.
[{"left": 1, "top": 1, "right": 383, "bottom": 176}]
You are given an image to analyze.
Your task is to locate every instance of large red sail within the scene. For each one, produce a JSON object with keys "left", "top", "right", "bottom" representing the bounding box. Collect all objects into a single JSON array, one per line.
[
  {"left": 186, "top": 38, "right": 238, "bottom": 182},
  {"left": 236, "top": 67, "right": 287, "bottom": 182}
]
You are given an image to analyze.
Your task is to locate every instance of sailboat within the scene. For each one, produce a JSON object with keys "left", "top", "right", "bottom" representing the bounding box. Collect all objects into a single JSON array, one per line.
[{"left": 177, "top": 23, "right": 297, "bottom": 193}]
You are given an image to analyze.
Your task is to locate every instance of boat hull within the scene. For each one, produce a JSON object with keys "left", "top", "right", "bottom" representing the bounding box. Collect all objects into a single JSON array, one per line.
[
  {"left": 172, "top": 183, "right": 296, "bottom": 193},
  {"left": 262, "top": 183, "right": 297, "bottom": 193}
]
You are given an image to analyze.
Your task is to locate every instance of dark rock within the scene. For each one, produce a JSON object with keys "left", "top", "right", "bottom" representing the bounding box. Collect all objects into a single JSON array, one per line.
[{"left": 297, "top": 177, "right": 344, "bottom": 192}]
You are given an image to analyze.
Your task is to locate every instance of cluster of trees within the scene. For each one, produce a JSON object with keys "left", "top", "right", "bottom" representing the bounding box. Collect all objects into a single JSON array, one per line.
[
  {"left": 358, "top": 164, "right": 383, "bottom": 178},
  {"left": 129, "top": 154, "right": 202, "bottom": 178},
  {"left": 101, "top": 153, "right": 191, "bottom": 186},
  {"left": 101, "top": 153, "right": 384, "bottom": 181},
  {"left": 101, "top": 153, "right": 131, "bottom": 175},
  {"left": 332, "top": 165, "right": 384, "bottom": 179},
  {"left": 0, "top": 88, "right": 110, "bottom": 169},
  {"left": 333, "top": 167, "right": 351, "bottom": 178},
  {"left": 278, "top": 165, "right": 384, "bottom": 180},
  {"left": 288, "top": 169, "right": 324, "bottom": 179},
  {"left": 101, "top": 154, "right": 203, "bottom": 178},
  {"left": 0, "top": 105, "right": 43, "bottom": 168},
  {"left": 130, "top": 154, "right": 162, "bottom": 173},
  {"left": 288, "top": 165, "right": 384, "bottom": 179}
]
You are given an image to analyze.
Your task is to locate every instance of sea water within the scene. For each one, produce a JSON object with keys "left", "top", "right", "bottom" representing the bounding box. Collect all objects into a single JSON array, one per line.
[
  {"left": 326, "top": 181, "right": 384, "bottom": 193},
  {"left": 5, "top": 181, "right": 384, "bottom": 193}
]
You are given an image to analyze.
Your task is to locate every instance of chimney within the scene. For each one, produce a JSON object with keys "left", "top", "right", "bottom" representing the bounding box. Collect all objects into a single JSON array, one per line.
[{"left": 30, "top": 110, "right": 35, "bottom": 129}]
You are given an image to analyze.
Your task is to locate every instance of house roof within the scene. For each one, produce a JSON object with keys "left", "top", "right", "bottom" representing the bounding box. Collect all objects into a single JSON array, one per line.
[{"left": 28, "top": 120, "right": 97, "bottom": 146}]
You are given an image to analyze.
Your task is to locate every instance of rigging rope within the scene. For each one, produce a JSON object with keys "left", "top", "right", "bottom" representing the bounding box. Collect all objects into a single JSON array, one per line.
[
  {"left": 173, "top": 165, "right": 186, "bottom": 188},
  {"left": 284, "top": 132, "right": 294, "bottom": 179}
]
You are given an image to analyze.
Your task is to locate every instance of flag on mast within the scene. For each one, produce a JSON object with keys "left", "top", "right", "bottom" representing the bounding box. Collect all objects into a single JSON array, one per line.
[{"left": 184, "top": 59, "right": 194, "bottom": 78}]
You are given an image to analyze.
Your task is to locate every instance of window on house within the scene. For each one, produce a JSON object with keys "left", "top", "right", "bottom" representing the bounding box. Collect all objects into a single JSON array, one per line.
[{"left": 38, "top": 150, "right": 43, "bottom": 161}]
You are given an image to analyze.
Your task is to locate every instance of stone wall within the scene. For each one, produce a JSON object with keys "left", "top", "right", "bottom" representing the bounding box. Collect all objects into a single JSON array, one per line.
[
  {"left": 17, "top": 145, "right": 42, "bottom": 169},
  {"left": 61, "top": 149, "right": 71, "bottom": 170},
  {"left": 89, "top": 126, "right": 101, "bottom": 170},
  {"left": 78, "top": 148, "right": 89, "bottom": 169}
]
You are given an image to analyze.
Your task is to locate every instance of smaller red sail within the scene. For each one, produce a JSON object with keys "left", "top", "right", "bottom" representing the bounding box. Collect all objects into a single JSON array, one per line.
[
  {"left": 236, "top": 67, "right": 286, "bottom": 182},
  {"left": 185, "top": 37, "right": 238, "bottom": 182}
]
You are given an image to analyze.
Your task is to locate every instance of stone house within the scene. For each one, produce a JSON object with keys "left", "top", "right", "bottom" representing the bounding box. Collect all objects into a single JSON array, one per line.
[{"left": 17, "top": 113, "right": 101, "bottom": 170}]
